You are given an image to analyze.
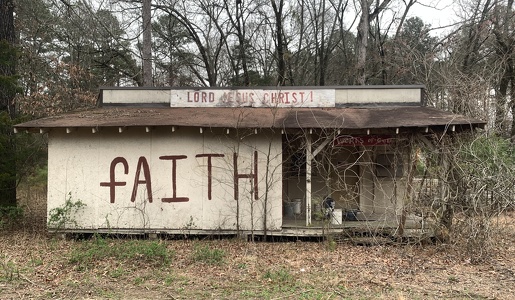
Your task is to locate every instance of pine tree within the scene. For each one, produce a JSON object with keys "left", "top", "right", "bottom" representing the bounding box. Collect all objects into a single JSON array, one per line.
[{"left": 0, "top": 0, "right": 18, "bottom": 206}]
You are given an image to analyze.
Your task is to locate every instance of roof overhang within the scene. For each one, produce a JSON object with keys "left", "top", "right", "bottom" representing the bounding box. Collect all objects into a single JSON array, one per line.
[
  {"left": 14, "top": 106, "right": 486, "bottom": 134},
  {"left": 14, "top": 86, "right": 486, "bottom": 134}
]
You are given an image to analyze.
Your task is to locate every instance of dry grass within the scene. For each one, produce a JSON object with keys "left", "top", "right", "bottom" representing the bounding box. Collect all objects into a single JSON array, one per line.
[
  {"left": 2, "top": 187, "right": 514, "bottom": 299},
  {"left": 1, "top": 217, "right": 514, "bottom": 299}
]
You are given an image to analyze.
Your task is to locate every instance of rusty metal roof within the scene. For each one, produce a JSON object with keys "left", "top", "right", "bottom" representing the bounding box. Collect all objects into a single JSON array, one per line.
[{"left": 14, "top": 106, "right": 485, "bottom": 132}]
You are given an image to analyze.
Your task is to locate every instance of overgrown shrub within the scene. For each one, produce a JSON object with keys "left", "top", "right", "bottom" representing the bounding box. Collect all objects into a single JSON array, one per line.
[
  {"left": 0, "top": 206, "right": 23, "bottom": 230},
  {"left": 416, "top": 133, "right": 514, "bottom": 262},
  {"left": 47, "top": 194, "right": 86, "bottom": 231}
]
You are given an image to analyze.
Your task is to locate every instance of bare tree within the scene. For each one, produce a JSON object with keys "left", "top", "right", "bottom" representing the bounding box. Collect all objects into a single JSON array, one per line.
[
  {"left": 154, "top": 0, "right": 224, "bottom": 86},
  {"left": 355, "top": 0, "right": 391, "bottom": 85},
  {"left": 492, "top": 0, "right": 515, "bottom": 138},
  {"left": 268, "top": 0, "right": 287, "bottom": 85},
  {"left": 142, "top": 0, "right": 153, "bottom": 86}
]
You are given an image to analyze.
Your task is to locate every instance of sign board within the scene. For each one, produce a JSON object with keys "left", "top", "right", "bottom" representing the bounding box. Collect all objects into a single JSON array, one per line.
[
  {"left": 333, "top": 135, "right": 394, "bottom": 147},
  {"left": 170, "top": 89, "right": 335, "bottom": 108}
]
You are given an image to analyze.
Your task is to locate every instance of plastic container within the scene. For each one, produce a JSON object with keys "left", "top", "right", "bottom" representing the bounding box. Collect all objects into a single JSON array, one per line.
[
  {"left": 284, "top": 202, "right": 294, "bottom": 217},
  {"left": 345, "top": 209, "right": 359, "bottom": 221},
  {"left": 331, "top": 209, "right": 343, "bottom": 225},
  {"left": 293, "top": 199, "right": 302, "bottom": 215}
]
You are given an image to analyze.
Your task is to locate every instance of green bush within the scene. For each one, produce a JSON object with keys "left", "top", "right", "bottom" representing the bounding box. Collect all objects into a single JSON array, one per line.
[
  {"left": 0, "top": 206, "right": 23, "bottom": 230},
  {"left": 47, "top": 194, "right": 86, "bottom": 231}
]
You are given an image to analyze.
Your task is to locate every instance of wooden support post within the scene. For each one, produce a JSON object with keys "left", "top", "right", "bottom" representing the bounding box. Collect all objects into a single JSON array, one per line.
[{"left": 306, "top": 133, "right": 312, "bottom": 226}]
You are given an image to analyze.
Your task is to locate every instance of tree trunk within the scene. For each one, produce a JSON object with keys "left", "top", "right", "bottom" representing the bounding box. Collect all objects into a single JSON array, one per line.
[
  {"left": 355, "top": 0, "right": 369, "bottom": 85},
  {"left": 271, "top": 0, "right": 286, "bottom": 86},
  {"left": 0, "top": 0, "right": 17, "bottom": 206},
  {"left": 493, "top": 0, "right": 514, "bottom": 135},
  {"left": 235, "top": 2, "right": 250, "bottom": 86},
  {"left": 142, "top": 0, "right": 152, "bottom": 86},
  {"left": 0, "top": 0, "right": 16, "bottom": 115},
  {"left": 355, "top": 0, "right": 391, "bottom": 85},
  {"left": 511, "top": 69, "right": 515, "bottom": 143}
]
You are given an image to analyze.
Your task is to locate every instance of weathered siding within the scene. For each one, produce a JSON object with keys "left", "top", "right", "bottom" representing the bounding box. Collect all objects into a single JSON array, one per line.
[{"left": 47, "top": 127, "right": 283, "bottom": 232}]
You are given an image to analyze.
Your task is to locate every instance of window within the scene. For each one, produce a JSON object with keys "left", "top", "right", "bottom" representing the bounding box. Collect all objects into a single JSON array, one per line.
[{"left": 375, "top": 153, "right": 403, "bottom": 178}]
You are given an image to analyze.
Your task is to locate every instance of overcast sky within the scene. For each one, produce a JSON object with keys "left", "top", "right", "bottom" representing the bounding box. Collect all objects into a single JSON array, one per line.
[{"left": 409, "top": 0, "right": 459, "bottom": 32}]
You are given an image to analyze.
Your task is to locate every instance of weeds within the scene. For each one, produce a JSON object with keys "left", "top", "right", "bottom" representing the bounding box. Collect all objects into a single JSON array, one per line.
[
  {"left": 47, "top": 193, "right": 86, "bottom": 231},
  {"left": 325, "top": 235, "right": 337, "bottom": 251},
  {"left": 0, "top": 206, "right": 23, "bottom": 230},
  {"left": 191, "top": 244, "right": 226, "bottom": 265},
  {"left": 69, "top": 236, "right": 174, "bottom": 269},
  {"left": 263, "top": 267, "right": 293, "bottom": 283},
  {"left": 0, "top": 255, "right": 20, "bottom": 282}
]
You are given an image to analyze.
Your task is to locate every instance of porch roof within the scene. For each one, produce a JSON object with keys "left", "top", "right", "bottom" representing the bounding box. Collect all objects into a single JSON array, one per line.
[{"left": 15, "top": 106, "right": 485, "bottom": 133}]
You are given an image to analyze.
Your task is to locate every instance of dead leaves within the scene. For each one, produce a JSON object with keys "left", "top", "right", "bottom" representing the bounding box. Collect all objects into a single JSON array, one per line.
[{"left": 0, "top": 233, "right": 514, "bottom": 299}]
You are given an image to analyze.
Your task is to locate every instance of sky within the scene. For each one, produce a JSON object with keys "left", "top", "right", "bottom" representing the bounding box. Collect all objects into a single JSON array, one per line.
[{"left": 408, "top": 0, "right": 460, "bottom": 34}]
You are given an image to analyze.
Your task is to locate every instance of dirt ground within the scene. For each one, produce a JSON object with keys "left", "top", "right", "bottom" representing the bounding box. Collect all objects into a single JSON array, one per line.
[
  {"left": 0, "top": 229, "right": 514, "bottom": 299},
  {"left": 1, "top": 189, "right": 514, "bottom": 299}
]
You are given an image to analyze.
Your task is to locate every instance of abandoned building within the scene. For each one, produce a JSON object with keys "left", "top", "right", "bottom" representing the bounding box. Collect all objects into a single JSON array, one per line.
[{"left": 14, "top": 86, "right": 486, "bottom": 238}]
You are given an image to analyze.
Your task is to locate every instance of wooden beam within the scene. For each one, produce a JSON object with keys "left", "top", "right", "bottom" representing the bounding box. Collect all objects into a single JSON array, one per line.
[
  {"left": 416, "top": 133, "right": 436, "bottom": 151},
  {"left": 313, "top": 136, "right": 332, "bottom": 157},
  {"left": 305, "top": 133, "right": 312, "bottom": 226}
]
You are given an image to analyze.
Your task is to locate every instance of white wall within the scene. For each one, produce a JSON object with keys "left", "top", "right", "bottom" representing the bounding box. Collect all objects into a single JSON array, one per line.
[
  {"left": 359, "top": 146, "right": 408, "bottom": 219},
  {"left": 47, "top": 127, "right": 283, "bottom": 232}
]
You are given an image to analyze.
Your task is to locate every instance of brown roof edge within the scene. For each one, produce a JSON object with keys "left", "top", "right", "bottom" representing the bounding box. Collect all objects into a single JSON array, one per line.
[{"left": 14, "top": 106, "right": 486, "bottom": 134}]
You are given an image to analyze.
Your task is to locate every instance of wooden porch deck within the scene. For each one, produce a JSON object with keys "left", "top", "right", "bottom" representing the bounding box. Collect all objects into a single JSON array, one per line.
[{"left": 279, "top": 214, "right": 433, "bottom": 238}]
